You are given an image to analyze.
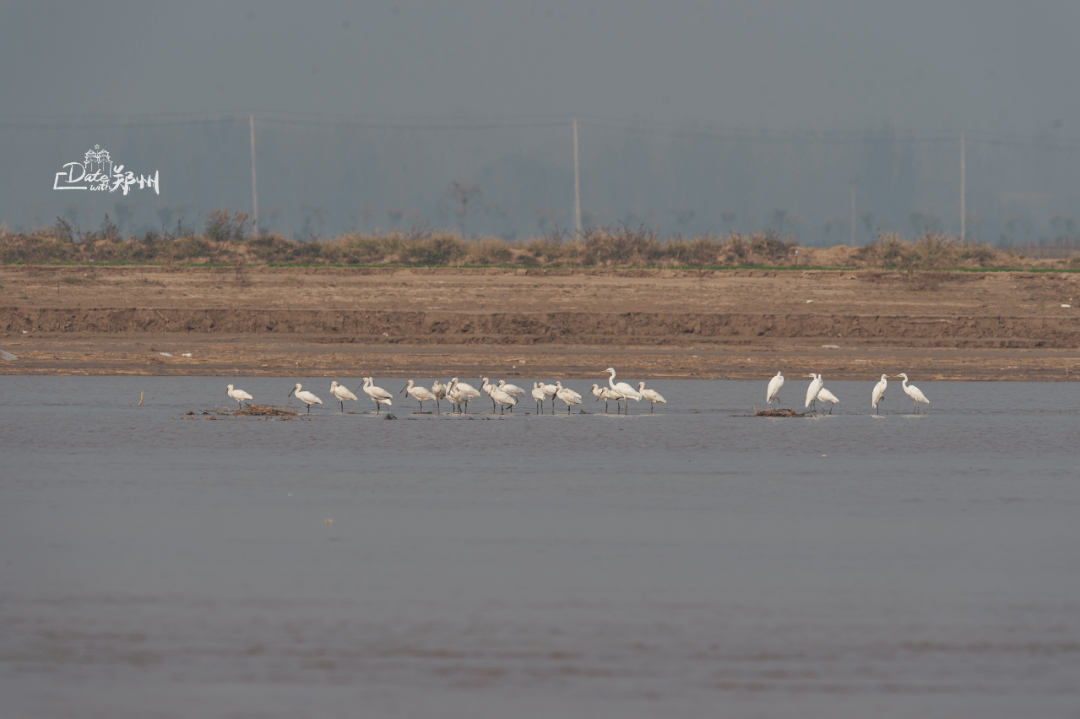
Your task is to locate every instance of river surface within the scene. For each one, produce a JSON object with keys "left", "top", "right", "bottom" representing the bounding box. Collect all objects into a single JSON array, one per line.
[{"left": 2, "top": 376, "right": 1079, "bottom": 718}]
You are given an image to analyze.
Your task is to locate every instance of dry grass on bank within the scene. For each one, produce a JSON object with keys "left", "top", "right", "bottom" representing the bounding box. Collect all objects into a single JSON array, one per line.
[{"left": 1, "top": 218, "right": 1078, "bottom": 270}]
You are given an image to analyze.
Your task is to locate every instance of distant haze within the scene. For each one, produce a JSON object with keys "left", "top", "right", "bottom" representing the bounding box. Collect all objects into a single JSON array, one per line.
[{"left": 3, "top": 0, "right": 1079, "bottom": 243}]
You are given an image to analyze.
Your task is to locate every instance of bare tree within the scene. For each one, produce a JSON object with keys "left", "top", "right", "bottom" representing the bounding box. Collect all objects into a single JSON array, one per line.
[{"left": 446, "top": 181, "right": 481, "bottom": 234}]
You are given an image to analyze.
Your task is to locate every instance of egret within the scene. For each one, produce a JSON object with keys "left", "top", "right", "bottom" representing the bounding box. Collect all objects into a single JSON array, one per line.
[
  {"left": 357, "top": 377, "right": 393, "bottom": 414},
  {"left": 329, "top": 381, "right": 358, "bottom": 413},
  {"left": 897, "top": 373, "right": 930, "bottom": 414},
  {"left": 871, "top": 374, "right": 888, "bottom": 414},
  {"left": 590, "top": 383, "right": 622, "bottom": 413},
  {"left": 637, "top": 382, "right": 667, "bottom": 413},
  {"left": 287, "top": 383, "right": 323, "bottom": 413},
  {"left": 804, "top": 373, "right": 824, "bottom": 412},
  {"left": 605, "top": 367, "right": 642, "bottom": 414},
  {"left": 766, "top": 371, "right": 784, "bottom": 408},
  {"left": 225, "top": 384, "right": 253, "bottom": 409},
  {"left": 497, "top": 380, "right": 525, "bottom": 412},
  {"left": 431, "top": 380, "right": 446, "bottom": 413},
  {"left": 538, "top": 382, "right": 557, "bottom": 412},
  {"left": 555, "top": 381, "right": 582, "bottom": 414},
  {"left": 531, "top": 382, "right": 548, "bottom": 414},
  {"left": 450, "top": 378, "right": 481, "bottom": 414},
  {"left": 401, "top": 379, "right": 437, "bottom": 413},
  {"left": 816, "top": 386, "right": 840, "bottom": 414}
]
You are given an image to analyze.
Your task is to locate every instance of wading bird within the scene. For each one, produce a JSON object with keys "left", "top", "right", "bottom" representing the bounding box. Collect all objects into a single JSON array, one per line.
[
  {"left": 449, "top": 378, "right": 481, "bottom": 414},
  {"left": 766, "top": 371, "right": 784, "bottom": 408},
  {"left": 637, "top": 382, "right": 667, "bottom": 413},
  {"left": 431, "top": 380, "right": 446, "bottom": 413},
  {"left": 401, "top": 379, "right": 437, "bottom": 413},
  {"left": 871, "top": 374, "right": 888, "bottom": 414},
  {"left": 555, "top": 381, "right": 582, "bottom": 414},
  {"left": 590, "top": 383, "right": 623, "bottom": 413},
  {"left": 226, "top": 384, "right": 253, "bottom": 409},
  {"left": 358, "top": 377, "right": 393, "bottom": 414},
  {"left": 897, "top": 373, "right": 930, "bottom": 414},
  {"left": 287, "top": 383, "right": 323, "bottom": 413},
  {"left": 805, "top": 373, "right": 824, "bottom": 412},
  {"left": 538, "top": 382, "right": 557, "bottom": 412},
  {"left": 487, "top": 382, "right": 517, "bottom": 415},
  {"left": 329, "top": 381, "right": 358, "bottom": 413},
  {"left": 497, "top": 380, "right": 525, "bottom": 411},
  {"left": 531, "top": 382, "right": 548, "bottom": 414},
  {"left": 605, "top": 367, "right": 642, "bottom": 413},
  {"left": 816, "top": 385, "right": 840, "bottom": 414}
]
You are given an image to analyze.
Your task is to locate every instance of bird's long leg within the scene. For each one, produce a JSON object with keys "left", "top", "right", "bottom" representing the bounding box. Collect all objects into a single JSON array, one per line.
[{"left": 650, "top": 403, "right": 654, "bottom": 413}]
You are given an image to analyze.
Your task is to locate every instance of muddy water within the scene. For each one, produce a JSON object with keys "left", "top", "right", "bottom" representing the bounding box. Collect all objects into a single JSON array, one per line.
[{"left": 2, "top": 376, "right": 1079, "bottom": 718}]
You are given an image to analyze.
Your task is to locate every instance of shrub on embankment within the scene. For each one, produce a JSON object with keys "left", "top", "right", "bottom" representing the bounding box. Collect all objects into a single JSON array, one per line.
[{"left": 1, "top": 215, "right": 1077, "bottom": 270}]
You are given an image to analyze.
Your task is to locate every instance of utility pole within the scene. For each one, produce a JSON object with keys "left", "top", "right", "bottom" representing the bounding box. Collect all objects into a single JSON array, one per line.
[
  {"left": 850, "top": 180, "right": 857, "bottom": 245},
  {"left": 573, "top": 118, "right": 582, "bottom": 235},
  {"left": 250, "top": 114, "right": 258, "bottom": 236},
  {"left": 960, "top": 131, "right": 966, "bottom": 242}
]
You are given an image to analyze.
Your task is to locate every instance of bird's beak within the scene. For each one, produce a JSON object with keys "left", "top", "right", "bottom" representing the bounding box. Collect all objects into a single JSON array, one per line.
[
  {"left": 400, "top": 386, "right": 406, "bottom": 394},
  {"left": 287, "top": 389, "right": 294, "bottom": 397}
]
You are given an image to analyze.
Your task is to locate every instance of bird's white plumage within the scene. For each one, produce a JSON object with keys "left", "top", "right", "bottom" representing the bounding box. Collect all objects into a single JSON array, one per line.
[
  {"left": 402, "top": 379, "right": 437, "bottom": 411},
  {"left": 897, "top": 373, "right": 930, "bottom": 413},
  {"left": 329, "top": 381, "right": 358, "bottom": 412},
  {"left": 288, "top": 383, "right": 323, "bottom": 412},
  {"left": 360, "top": 377, "right": 393, "bottom": 412},
  {"left": 805, "top": 373, "right": 824, "bottom": 409},
  {"left": 226, "top": 384, "right": 253, "bottom": 408},
  {"left": 637, "top": 381, "right": 666, "bottom": 412},
  {"left": 766, "top": 371, "right": 784, "bottom": 407},
  {"left": 871, "top": 374, "right": 888, "bottom": 411},
  {"left": 497, "top": 380, "right": 525, "bottom": 397},
  {"left": 555, "top": 381, "right": 582, "bottom": 413},
  {"left": 816, "top": 386, "right": 840, "bottom": 413},
  {"left": 605, "top": 367, "right": 642, "bottom": 413},
  {"left": 531, "top": 382, "right": 548, "bottom": 412}
]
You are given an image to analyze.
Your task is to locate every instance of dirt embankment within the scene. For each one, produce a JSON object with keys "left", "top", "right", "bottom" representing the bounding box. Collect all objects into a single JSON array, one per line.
[{"left": 1, "top": 265, "right": 1079, "bottom": 380}]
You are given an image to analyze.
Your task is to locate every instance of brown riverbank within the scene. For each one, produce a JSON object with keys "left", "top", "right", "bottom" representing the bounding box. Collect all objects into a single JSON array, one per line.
[{"left": 1, "top": 265, "right": 1079, "bottom": 380}]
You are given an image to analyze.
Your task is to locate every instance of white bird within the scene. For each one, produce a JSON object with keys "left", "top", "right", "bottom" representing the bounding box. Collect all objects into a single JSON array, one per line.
[
  {"left": 358, "top": 377, "right": 393, "bottom": 414},
  {"left": 605, "top": 367, "right": 642, "bottom": 413},
  {"left": 431, "top": 380, "right": 446, "bottom": 413},
  {"left": 555, "top": 381, "right": 582, "bottom": 414},
  {"left": 329, "top": 380, "right": 358, "bottom": 413},
  {"left": 401, "top": 379, "right": 437, "bottom": 412},
  {"left": 481, "top": 378, "right": 517, "bottom": 414},
  {"left": 766, "top": 371, "right": 785, "bottom": 408},
  {"left": 871, "top": 374, "right": 888, "bottom": 414},
  {"left": 497, "top": 380, "right": 525, "bottom": 412},
  {"left": 591, "top": 383, "right": 623, "bottom": 413},
  {"left": 287, "top": 383, "right": 323, "bottom": 413},
  {"left": 531, "top": 382, "right": 548, "bottom": 414},
  {"left": 481, "top": 378, "right": 500, "bottom": 412},
  {"left": 449, "top": 378, "right": 481, "bottom": 414},
  {"left": 805, "top": 373, "right": 824, "bottom": 412},
  {"left": 816, "top": 386, "right": 840, "bottom": 414},
  {"left": 225, "top": 384, "right": 253, "bottom": 409},
  {"left": 897, "top": 373, "right": 930, "bottom": 414},
  {"left": 538, "top": 382, "right": 557, "bottom": 412},
  {"left": 637, "top": 382, "right": 667, "bottom": 413}
]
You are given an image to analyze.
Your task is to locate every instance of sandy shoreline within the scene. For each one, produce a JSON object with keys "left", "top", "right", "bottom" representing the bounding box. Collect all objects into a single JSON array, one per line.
[{"left": 2, "top": 265, "right": 1079, "bottom": 381}]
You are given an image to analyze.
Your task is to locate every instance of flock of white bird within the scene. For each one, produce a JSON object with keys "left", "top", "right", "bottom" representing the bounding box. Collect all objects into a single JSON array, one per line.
[
  {"left": 225, "top": 367, "right": 668, "bottom": 416},
  {"left": 765, "top": 371, "right": 930, "bottom": 414}
]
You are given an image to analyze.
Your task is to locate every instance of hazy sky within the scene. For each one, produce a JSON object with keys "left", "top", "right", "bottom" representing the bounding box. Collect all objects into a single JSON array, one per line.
[{"left": 4, "top": 0, "right": 1078, "bottom": 132}]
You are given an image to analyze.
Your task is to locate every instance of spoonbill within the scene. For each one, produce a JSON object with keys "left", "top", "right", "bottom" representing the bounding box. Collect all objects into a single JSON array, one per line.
[
  {"left": 804, "top": 373, "right": 824, "bottom": 412},
  {"left": 605, "top": 367, "right": 642, "bottom": 413},
  {"left": 637, "top": 382, "right": 667, "bottom": 413},
  {"left": 766, "top": 371, "right": 784, "bottom": 408},
  {"left": 226, "top": 384, "right": 253, "bottom": 409},
  {"left": 287, "top": 383, "right": 323, "bottom": 413},
  {"left": 555, "top": 381, "right": 582, "bottom": 414},
  {"left": 358, "top": 377, "right": 393, "bottom": 414},
  {"left": 897, "top": 373, "right": 930, "bottom": 414},
  {"left": 482, "top": 379, "right": 517, "bottom": 414},
  {"left": 401, "top": 379, "right": 437, "bottom": 412},
  {"left": 329, "top": 381, "right": 358, "bottom": 412},
  {"left": 816, "top": 385, "right": 840, "bottom": 414},
  {"left": 590, "top": 383, "right": 623, "bottom": 413},
  {"left": 497, "top": 380, "right": 525, "bottom": 411},
  {"left": 481, "top": 378, "right": 500, "bottom": 412},
  {"left": 450, "top": 378, "right": 481, "bottom": 414},
  {"left": 871, "top": 374, "right": 888, "bottom": 414},
  {"left": 431, "top": 380, "right": 446, "bottom": 413},
  {"left": 538, "top": 382, "right": 557, "bottom": 412},
  {"left": 531, "top": 382, "right": 548, "bottom": 414}
]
